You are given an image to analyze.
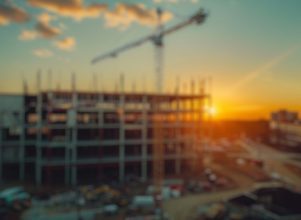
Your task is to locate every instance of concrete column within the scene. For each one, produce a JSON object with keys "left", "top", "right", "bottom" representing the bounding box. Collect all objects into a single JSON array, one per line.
[
  {"left": 70, "top": 118, "right": 77, "bottom": 186},
  {"left": 175, "top": 94, "right": 181, "bottom": 174},
  {"left": 98, "top": 93, "right": 104, "bottom": 129},
  {"left": 98, "top": 94, "right": 104, "bottom": 126},
  {"left": 97, "top": 93, "right": 104, "bottom": 182},
  {"left": 70, "top": 73, "right": 78, "bottom": 186},
  {"left": 65, "top": 128, "right": 70, "bottom": 185},
  {"left": 70, "top": 127, "right": 77, "bottom": 186},
  {"left": 199, "top": 92, "right": 206, "bottom": 170},
  {"left": 190, "top": 81, "right": 196, "bottom": 164},
  {"left": 141, "top": 95, "right": 148, "bottom": 181},
  {"left": 19, "top": 97, "right": 26, "bottom": 181},
  {"left": 36, "top": 90, "right": 43, "bottom": 185},
  {"left": 98, "top": 93, "right": 104, "bottom": 181},
  {"left": 119, "top": 94, "right": 125, "bottom": 182}
]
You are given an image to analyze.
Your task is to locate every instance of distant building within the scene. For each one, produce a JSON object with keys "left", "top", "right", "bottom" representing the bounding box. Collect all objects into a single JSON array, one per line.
[
  {"left": 270, "top": 110, "right": 301, "bottom": 148},
  {"left": 271, "top": 109, "right": 299, "bottom": 123},
  {"left": 0, "top": 90, "right": 207, "bottom": 185}
]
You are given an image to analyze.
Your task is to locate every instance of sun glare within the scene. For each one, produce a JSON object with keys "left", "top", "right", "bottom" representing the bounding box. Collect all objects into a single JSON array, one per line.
[{"left": 206, "top": 106, "right": 218, "bottom": 116}]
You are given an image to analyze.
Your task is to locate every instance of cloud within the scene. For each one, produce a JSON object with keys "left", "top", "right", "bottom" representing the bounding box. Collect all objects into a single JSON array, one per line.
[
  {"left": 0, "top": 2, "right": 30, "bottom": 26},
  {"left": 19, "top": 29, "right": 37, "bottom": 40},
  {"left": 35, "top": 12, "right": 61, "bottom": 38},
  {"left": 153, "top": 0, "right": 177, "bottom": 3},
  {"left": 19, "top": 13, "right": 61, "bottom": 40},
  {"left": 37, "top": 12, "right": 54, "bottom": 24},
  {"left": 33, "top": 48, "right": 53, "bottom": 58},
  {"left": 154, "top": 0, "right": 198, "bottom": 3},
  {"left": 27, "top": 0, "right": 107, "bottom": 20},
  {"left": 104, "top": 3, "right": 173, "bottom": 29},
  {"left": 26, "top": 1, "right": 173, "bottom": 29},
  {"left": 36, "top": 21, "right": 61, "bottom": 38},
  {"left": 54, "top": 37, "right": 76, "bottom": 51}
]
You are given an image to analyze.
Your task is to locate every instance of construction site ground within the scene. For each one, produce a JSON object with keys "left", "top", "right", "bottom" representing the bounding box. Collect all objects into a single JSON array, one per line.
[
  {"left": 2, "top": 139, "right": 301, "bottom": 220},
  {"left": 164, "top": 139, "right": 301, "bottom": 220}
]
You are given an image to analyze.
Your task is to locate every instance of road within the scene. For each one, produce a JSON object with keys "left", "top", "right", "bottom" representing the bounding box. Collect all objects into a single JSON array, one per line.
[
  {"left": 164, "top": 139, "right": 301, "bottom": 220},
  {"left": 163, "top": 181, "right": 283, "bottom": 220},
  {"left": 238, "top": 139, "right": 301, "bottom": 185}
]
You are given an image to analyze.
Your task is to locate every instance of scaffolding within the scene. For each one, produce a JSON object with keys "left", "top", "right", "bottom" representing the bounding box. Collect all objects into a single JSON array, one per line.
[{"left": 0, "top": 77, "right": 208, "bottom": 186}]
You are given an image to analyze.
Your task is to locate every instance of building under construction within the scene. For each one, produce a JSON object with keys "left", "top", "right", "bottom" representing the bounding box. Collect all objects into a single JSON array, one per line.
[{"left": 0, "top": 76, "right": 208, "bottom": 186}]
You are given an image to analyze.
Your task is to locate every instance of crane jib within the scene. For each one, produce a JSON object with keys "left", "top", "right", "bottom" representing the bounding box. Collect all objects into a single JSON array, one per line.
[{"left": 91, "top": 8, "right": 207, "bottom": 65}]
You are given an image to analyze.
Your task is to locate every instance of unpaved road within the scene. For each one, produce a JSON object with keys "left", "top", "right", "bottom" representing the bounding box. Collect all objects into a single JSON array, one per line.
[
  {"left": 163, "top": 181, "right": 284, "bottom": 220},
  {"left": 164, "top": 140, "right": 301, "bottom": 220}
]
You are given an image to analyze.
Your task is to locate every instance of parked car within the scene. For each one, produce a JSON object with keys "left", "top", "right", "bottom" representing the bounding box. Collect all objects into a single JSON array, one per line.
[{"left": 0, "top": 187, "right": 31, "bottom": 210}]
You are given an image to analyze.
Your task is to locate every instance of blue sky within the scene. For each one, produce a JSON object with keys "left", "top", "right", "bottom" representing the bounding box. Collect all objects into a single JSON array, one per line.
[{"left": 0, "top": 0, "right": 301, "bottom": 119}]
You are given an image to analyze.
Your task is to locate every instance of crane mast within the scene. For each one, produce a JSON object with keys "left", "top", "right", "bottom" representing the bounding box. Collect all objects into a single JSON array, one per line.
[
  {"left": 153, "top": 8, "right": 164, "bottom": 198},
  {"left": 91, "top": 7, "right": 207, "bottom": 200}
]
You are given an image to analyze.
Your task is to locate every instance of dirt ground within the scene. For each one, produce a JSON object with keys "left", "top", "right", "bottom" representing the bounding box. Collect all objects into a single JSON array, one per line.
[
  {"left": 163, "top": 183, "right": 272, "bottom": 220},
  {"left": 163, "top": 180, "right": 289, "bottom": 220},
  {"left": 164, "top": 140, "right": 301, "bottom": 220},
  {"left": 163, "top": 160, "right": 256, "bottom": 220}
]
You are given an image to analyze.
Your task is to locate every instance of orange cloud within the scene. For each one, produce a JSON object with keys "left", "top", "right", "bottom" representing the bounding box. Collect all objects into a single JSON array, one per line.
[
  {"left": 37, "top": 12, "right": 54, "bottom": 24},
  {"left": 35, "top": 12, "right": 61, "bottom": 38},
  {"left": 27, "top": 1, "right": 172, "bottom": 29},
  {"left": 54, "top": 37, "right": 76, "bottom": 51},
  {"left": 33, "top": 48, "right": 53, "bottom": 58},
  {"left": 104, "top": 3, "right": 173, "bottom": 28},
  {"left": 19, "top": 12, "right": 60, "bottom": 40},
  {"left": 0, "top": 3, "right": 30, "bottom": 26},
  {"left": 36, "top": 21, "right": 61, "bottom": 38},
  {"left": 19, "top": 29, "right": 37, "bottom": 40},
  {"left": 19, "top": 13, "right": 61, "bottom": 40},
  {"left": 27, "top": 0, "right": 107, "bottom": 20}
]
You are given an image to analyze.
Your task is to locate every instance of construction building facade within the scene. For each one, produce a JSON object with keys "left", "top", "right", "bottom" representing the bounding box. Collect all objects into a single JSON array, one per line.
[{"left": 0, "top": 80, "right": 207, "bottom": 186}]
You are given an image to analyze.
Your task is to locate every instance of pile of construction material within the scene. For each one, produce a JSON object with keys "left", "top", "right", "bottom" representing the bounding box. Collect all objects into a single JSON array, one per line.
[
  {"left": 0, "top": 186, "right": 31, "bottom": 220},
  {"left": 0, "top": 186, "right": 31, "bottom": 211}
]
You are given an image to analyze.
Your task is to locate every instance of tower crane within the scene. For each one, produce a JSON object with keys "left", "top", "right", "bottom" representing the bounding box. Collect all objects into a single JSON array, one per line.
[
  {"left": 91, "top": 7, "right": 207, "bottom": 197},
  {"left": 91, "top": 8, "right": 207, "bottom": 92}
]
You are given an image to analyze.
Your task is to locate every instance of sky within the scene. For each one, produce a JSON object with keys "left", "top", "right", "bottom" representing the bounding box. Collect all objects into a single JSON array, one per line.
[{"left": 0, "top": 0, "right": 300, "bottom": 120}]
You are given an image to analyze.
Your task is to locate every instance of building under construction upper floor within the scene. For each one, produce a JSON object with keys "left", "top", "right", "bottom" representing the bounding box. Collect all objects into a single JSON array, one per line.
[{"left": 0, "top": 78, "right": 210, "bottom": 186}]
